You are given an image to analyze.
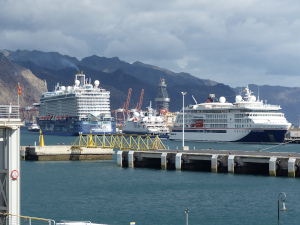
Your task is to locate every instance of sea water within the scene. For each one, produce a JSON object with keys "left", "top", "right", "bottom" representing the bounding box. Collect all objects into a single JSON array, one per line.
[{"left": 20, "top": 128, "right": 300, "bottom": 224}]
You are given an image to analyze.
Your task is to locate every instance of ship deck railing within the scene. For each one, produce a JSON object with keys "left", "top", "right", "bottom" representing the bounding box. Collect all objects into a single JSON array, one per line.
[{"left": 71, "top": 134, "right": 168, "bottom": 150}]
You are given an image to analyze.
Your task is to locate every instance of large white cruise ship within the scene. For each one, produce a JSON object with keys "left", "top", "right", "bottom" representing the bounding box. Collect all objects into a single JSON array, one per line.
[
  {"left": 169, "top": 86, "right": 291, "bottom": 143},
  {"left": 38, "top": 71, "right": 116, "bottom": 135}
]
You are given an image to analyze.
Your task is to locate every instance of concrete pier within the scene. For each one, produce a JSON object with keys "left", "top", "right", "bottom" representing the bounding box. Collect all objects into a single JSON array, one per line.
[
  {"left": 117, "top": 149, "right": 300, "bottom": 177},
  {"left": 23, "top": 145, "right": 114, "bottom": 161}
]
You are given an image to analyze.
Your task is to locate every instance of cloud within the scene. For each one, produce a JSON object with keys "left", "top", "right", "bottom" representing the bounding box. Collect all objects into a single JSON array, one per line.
[{"left": 1, "top": 0, "right": 300, "bottom": 87}]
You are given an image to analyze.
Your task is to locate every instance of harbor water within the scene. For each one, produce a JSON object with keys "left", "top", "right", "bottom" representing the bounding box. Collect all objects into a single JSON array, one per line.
[{"left": 21, "top": 128, "right": 300, "bottom": 224}]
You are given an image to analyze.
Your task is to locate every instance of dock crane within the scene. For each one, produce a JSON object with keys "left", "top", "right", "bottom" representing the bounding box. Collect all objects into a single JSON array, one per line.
[
  {"left": 123, "top": 88, "right": 132, "bottom": 122},
  {"left": 136, "top": 89, "right": 144, "bottom": 112}
]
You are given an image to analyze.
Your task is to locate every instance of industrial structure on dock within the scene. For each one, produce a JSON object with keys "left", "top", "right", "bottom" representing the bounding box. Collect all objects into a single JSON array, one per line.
[{"left": 155, "top": 78, "right": 170, "bottom": 113}]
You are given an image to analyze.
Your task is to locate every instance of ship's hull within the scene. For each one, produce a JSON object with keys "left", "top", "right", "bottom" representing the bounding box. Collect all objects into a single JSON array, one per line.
[
  {"left": 28, "top": 128, "right": 40, "bottom": 132},
  {"left": 38, "top": 118, "right": 116, "bottom": 135},
  {"left": 169, "top": 128, "right": 288, "bottom": 143}
]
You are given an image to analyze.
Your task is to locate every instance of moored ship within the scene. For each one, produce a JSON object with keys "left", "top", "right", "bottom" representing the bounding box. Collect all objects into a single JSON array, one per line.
[
  {"left": 123, "top": 102, "right": 170, "bottom": 138},
  {"left": 169, "top": 86, "right": 291, "bottom": 143},
  {"left": 37, "top": 71, "right": 116, "bottom": 135},
  {"left": 27, "top": 123, "right": 40, "bottom": 132}
]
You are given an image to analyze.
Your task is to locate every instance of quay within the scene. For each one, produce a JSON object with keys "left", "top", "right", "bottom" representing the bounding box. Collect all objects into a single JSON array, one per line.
[
  {"left": 21, "top": 133, "right": 114, "bottom": 161},
  {"left": 117, "top": 149, "right": 300, "bottom": 177},
  {"left": 21, "top": 145, "right": 114, "bottom": 161},
  {"left": 21, "top": 133, "right": 166, "bottom": 161}
]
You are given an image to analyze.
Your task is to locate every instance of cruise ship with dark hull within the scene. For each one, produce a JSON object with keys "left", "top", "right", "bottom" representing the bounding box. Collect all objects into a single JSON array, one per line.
[
  {"left": 37, "top": 71, "right": 116, "bottom": 135},
  {"left": 169, "top": 86, "right": 291, "bottom": 143}
]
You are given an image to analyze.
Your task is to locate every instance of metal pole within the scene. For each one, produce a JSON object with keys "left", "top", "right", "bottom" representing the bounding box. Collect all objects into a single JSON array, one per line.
[
  {"left": 278, "top": 192, "right": 287, "bottom": 225},
  {"left": 278, "top": 199, "right": 279, "bottom": 225},
  {"left": 185, "top": 208, "right": 189, "bottom": 225},
  {"left": 181, "top": 92, "right": 186, "bottom": 150}
]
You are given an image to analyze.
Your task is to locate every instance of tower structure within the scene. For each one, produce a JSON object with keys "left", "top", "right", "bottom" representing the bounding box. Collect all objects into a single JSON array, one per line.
[
  {"left": 155, "top": 78, "right": 170, "bottom": 113},
  {"left": 0, "top": 105, "right": 24, "bottom": 224}
]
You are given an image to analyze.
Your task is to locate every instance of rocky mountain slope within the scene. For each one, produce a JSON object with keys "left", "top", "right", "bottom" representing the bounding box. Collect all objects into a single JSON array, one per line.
[
  {"left": 3, "top": 49, "right": 235, "bottom": 111},
  {"left": 0, "top": 52, "right": 47, "bottom": 106},
  {"left": 0, "top": 49, "right": 299, "bottom": 126}
]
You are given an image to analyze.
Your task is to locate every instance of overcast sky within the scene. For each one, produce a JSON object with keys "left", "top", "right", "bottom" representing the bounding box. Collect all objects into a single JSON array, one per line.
[{"left": 1, "top": 0, "right": 300, "bottom": 87}]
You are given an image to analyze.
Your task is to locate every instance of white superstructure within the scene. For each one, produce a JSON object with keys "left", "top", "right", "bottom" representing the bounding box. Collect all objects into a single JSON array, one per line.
[
  {"left": 39, "top": 72, "right": 110, "bottom": 120},
  {"left": 169, "top": 86, "right": 291, "bottom": 143},
  {"left": 38, "top": 71, "right": 116, "bottom": 135},
  {"left": 123, "top": 102, "right": 170, "bottom": 138}
]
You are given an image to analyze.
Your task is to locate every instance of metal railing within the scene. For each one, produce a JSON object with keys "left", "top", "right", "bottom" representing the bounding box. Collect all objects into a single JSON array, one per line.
[
  {"left": 1, "top": 213, "right": 55, "bottom": 225},
  {"left": 71, "top": 134, "right": 168, "bottom": 150},
  {"left": 0, "top": 105, "right": 20, "bottom": 120}
]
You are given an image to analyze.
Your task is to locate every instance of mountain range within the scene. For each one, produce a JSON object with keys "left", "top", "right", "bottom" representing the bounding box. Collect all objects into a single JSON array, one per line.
[{"left": 0, "top": 49, "right": 299, "bottom": 126}]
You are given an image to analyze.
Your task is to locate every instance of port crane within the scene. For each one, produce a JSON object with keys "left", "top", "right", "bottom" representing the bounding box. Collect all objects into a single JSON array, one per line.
[
  {"left": 135, "top": 89, "right": 144, "bottom": 111},
  {"left": 123, "top": 88, "right": 132, "bottom": 121}
]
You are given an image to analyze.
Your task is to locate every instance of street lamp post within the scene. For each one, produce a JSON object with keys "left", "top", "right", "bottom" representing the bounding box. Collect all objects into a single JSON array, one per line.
[
  {"left": 278, "top": 192, "right": 287, "bottom": 225},
  {"left": 181, "top": 92, "right": 186, "bottom": 150},
  {"left": 185, "top": 208, "right": 189, "bottom": 225}
]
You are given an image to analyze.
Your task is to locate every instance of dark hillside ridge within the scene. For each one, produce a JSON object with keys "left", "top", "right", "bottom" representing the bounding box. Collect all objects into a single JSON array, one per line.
[{"left": 1, "top": 49, "right": 298, "bottom": 126}]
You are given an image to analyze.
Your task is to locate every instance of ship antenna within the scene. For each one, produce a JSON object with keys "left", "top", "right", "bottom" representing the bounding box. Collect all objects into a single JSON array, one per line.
[{"left": 257, "top": 85, "right": 260, "bottom": 101}]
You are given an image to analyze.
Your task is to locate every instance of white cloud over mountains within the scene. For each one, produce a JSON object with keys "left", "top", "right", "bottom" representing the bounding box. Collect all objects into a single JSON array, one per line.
[{"left": 1, "top": 0, "right": 300, "bottom": 87}]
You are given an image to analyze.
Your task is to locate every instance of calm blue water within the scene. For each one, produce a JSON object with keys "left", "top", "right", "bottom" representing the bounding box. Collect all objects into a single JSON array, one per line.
[{"left": 20, "top": 128, "right": 300, "bottom": 224}]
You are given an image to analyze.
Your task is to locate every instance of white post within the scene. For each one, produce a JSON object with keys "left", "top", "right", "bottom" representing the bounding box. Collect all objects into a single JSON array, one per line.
[
  {"left": 176, "top": 153, "right": 183, "bottom": 170},
  {"left": 117, "top": 151, "right": 123, "bottom": 167},
  {"left": 181, "top": 92, "right": 186, "bottom": 150},
  {"left": 161, "top": 153, "right": 168, "bottom": 170},
  {"left": 269, "top": 157, "right": 277, "bottom": 176},
  {"left": 288, "top": 158, "right": 296, "bottom": 177},
  {"left": 228, "top": 155, "right": 235, "bottom": 173},
  {"left": 211, "top": 155, "right": 218, "bottom": 173},
  {"left": 128, "top": 151, "right": 134, "bottom": 168}
]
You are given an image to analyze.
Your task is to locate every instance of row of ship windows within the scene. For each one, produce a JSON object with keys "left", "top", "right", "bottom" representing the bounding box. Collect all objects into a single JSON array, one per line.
[
  {"left": 235, "top": 119, "right": 252, "bottom": 123},
  {"left": 205, "top": 119, "right": 227, "bottom": 123},
  {"left": 173, "top": 129, "right": 252, "bottom": 134},
  {"left": 178, "top": 114, "right": 282, "bottom": 122},
  {"left": 172, "top": 130, "right": 227, "bottom": 134},
  {"left": 206, "top": 114, "right": 227, "bottom": 119},
  {"left": 178, "top": 119, "right": 248, "bottom": 124},
  {"left": 237, "top": 114, "right": 283, "bottom": 118},
  {"left": 235, "top": 124, "right": 251, "bottom": 128},
  {"left": 234, "top": 130, "right": 249, "bottom": 133}
]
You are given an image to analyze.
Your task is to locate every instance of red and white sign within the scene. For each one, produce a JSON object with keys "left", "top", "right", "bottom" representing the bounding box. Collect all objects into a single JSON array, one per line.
[{"left": 11, "top": 170, "right": 19, "bottom": 180}]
